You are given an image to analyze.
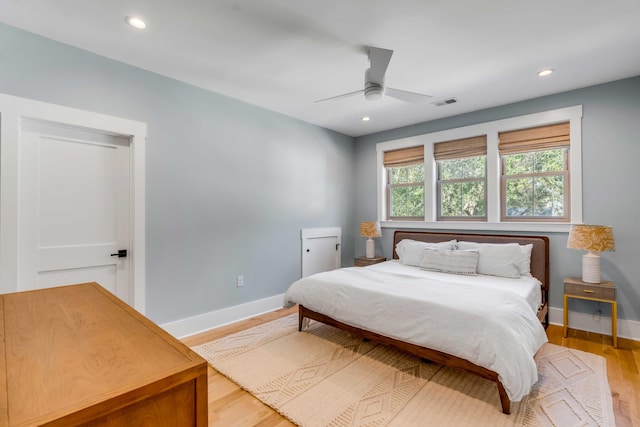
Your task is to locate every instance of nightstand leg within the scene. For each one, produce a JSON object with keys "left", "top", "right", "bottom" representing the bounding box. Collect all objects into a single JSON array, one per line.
[
  {"left": 563, "top": 294, "right": 569, "bottom": 338},
  {"left": 612, "top": 301, "right": 617, "bottom": 348}
]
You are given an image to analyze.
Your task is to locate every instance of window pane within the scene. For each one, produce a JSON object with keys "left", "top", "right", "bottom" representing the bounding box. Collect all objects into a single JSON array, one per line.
[
  {"left": 406, "top": 164, "right": 424, "bottom": 182},
  {"left": 407, "top": 185, "right": 425, "bottom": 216},
  {"left": 390, "top": 186, "right": 407, "bottom": 216},
  {"left": 534, "top": 149, "right": 564, "bottom": 173},
  {"left": 439, "top": 157, "right": 487, "bottom": 179},
  {"left": 505, "top": 177, "right": 533, "bottom": 216},
  {"left": 391, "top": 164, "right": 423, "bottom": 184},
  {"left": 505, "top": 153, "right": 533, "bottom": 175},
  {"left": 441, "top": 181, "right": 485, "bottom": 217},
  {"left": 390, "top": 167, "right": 406, "bottom": 184},
  {"left": 506, "top": 176, "right": 565, "bottom": 217},
  {"left": 462, "top": 181, "right": 485, "bottom": 216},
  {"left": 439, "top": 156, "right": 486, "bottom": 218},
  {"left": 389, "top": 164, "right": 424, "bottom": 218},
  {"left": 441, "top": 182, "right": 462, "bottom": 216},
  {"left": 391, "top": 185, "right": 424, "bottom": 217},
  {"left": 534, "top": 176, "right": 564, "bottom": 216},
  {"left": 462, "top": 156, "right": 486, "bottom": 178},
  {"left": 439, "top": 159, "right": 461, "bottom": 180}
]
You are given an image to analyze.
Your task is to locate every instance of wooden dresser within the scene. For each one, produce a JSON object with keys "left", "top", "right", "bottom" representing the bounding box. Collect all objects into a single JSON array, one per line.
[{"left": 0, "top": 282, "right": 208, "bottom": 426}]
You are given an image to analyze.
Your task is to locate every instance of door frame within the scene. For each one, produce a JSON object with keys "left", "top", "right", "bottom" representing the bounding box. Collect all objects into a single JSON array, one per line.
[{"left": 0, "top": 94, "right": 147, "bottom": 313}]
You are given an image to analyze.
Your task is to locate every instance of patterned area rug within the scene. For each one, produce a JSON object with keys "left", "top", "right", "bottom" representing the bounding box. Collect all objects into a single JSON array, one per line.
[{"left": 192, "top": 314, "right": 616, "bottom": 426}]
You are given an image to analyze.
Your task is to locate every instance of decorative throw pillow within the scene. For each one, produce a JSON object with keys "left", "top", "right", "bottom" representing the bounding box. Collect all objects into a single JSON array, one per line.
[
  {"left": 396, "top": 239, "right": 457, "bottom": 267},
  {"left": 456, "top": 241, "right": 523, "bottom": 278},
  {"left": 420, "top": 248, "right": 479, "bottom": 275}
]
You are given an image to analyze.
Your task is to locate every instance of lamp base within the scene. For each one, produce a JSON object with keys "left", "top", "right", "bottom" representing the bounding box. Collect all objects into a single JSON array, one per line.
[
  {"left": 365, "top": 238, "right": 375, "bottom": 258},
  {"left": 582, "top": 252, "right": 601, "bottom": 283}
]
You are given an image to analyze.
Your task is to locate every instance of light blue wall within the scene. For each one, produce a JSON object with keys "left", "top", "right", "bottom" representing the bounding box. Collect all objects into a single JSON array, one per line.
[
  {"left": 2, "top": 22, "right": 639, "bottom": 326},
  {"left": 355, "top": 76, "right": 640, "bottom": 323},
  {"left": 0, "top": 24, "right": 356, "bottom": 324}
]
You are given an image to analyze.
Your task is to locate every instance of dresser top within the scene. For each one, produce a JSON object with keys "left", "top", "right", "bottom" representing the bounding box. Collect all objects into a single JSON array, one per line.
[
  {"left": 564, "top": 277, "right": 614, "bottom": 288},
  {"left": 0, "top": 282, "right": 206, "bottom": 426}
]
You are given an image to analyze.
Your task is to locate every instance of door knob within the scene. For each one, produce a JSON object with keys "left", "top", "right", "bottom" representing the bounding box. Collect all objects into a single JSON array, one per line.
[{"left": 110, "top": 249, "right": 127, "bottom": 258}]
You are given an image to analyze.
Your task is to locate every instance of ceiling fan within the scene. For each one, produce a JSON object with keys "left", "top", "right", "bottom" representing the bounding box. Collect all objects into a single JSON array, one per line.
[{"left": 315, "top": 47, "right": 432, "bottom": 104}]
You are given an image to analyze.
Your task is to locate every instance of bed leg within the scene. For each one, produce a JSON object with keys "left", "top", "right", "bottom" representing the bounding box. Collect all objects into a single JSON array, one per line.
[
  {"left": 497, "top": 382, "right": 511, "bottom": 414},
  {"left": 298, "top": 308, "right": 304, "bottom": 331}
]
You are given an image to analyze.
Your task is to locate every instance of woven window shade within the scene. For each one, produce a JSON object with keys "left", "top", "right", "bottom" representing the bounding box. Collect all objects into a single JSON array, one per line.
[
  {"left": 434, "top": 135, "right": 487, "bottom": 161},
  {"left": 499, "top": 122, "right": 569, "bottom": 155},
  {"left": 383, "top": 146, "right": 424, "bottom": 168}
]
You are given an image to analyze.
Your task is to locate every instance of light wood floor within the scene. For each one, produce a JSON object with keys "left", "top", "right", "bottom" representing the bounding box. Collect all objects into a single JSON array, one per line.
[{"left": 182, "top": 307, "right": 640, "bottom": 426}]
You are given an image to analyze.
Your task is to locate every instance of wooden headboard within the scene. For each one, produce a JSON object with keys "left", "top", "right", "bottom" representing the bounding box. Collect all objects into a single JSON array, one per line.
[{"left": 392, "top": 230, "right": 550, "bottom": 302}]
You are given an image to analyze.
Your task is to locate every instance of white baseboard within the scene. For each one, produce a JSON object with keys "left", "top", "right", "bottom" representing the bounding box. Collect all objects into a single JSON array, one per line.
[
  {"left": 161, "top": 293, "right": 286, "bottom": 339},
  {"left": 162, "top": 298, "right": 640, "bottom": 343},
  {"left": 549, "top": 307, "right": 640, "bottom": 342}
]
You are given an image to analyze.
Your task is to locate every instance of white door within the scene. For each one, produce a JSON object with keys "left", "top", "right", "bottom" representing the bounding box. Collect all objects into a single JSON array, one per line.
[
  {"left": 18, "top": 120, "right": 131, "bottom": 301},
  {"left": 301, "top": 228, "right": 341, "bottom": 277},
  {"left": 0, "top": 93, "right": 146, "bottom": 312}
]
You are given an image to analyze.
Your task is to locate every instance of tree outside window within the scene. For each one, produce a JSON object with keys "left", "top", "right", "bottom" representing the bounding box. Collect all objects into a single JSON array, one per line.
[
  {"left": 388, "top": 163, "right": 424, "bottom": 219},
  {"left": 438, "top": 156, "right": 486, "bottom": 219},
  {"left": 502, "top": 148, "right": 568, "bottom": 219}
]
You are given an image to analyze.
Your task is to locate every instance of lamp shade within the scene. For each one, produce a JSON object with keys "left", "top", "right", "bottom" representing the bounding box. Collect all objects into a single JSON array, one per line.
[
  {"left": 567, "top": 225, "right": 615, "bottom": 252},
  {"left": 359, "top": 221, "right": 382, "bottom": 238}
]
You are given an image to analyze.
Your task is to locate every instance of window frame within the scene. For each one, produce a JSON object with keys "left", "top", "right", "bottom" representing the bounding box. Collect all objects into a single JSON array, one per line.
[
  {"left": 375, "top": 105, "right": 583, "bottom": 232},
  {"left": 436, "top": 155, "right": 487, "bottom": 221},
  {"left": 500, "top": 148, "right": 570, "bottom": 222},
  {"left": 386, "top": 163, "right": 425, "bottom": 221}
]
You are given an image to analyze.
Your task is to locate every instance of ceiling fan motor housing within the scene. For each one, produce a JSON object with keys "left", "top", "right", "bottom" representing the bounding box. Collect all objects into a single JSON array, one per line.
[{"left": 364, "top": 68, "right": 385, "bottom": 100}]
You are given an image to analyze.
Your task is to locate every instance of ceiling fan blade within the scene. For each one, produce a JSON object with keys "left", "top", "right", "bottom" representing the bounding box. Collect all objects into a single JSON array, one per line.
[
  {"left": 385, "top": 87, "right": 432, "bottom": 104},
  {"left": 368, "top": 47, "right": 393, "bottom": 85},
  {"left": 314, "top": 89, "right": 363, "bottom": 103}
]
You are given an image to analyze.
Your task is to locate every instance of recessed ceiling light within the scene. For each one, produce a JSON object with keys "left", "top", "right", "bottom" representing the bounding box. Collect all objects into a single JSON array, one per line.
[
  {"left": 126, "top": 16, "right": 146, "bottom": 29},
  {"left": 537, "top": 69, "right": 553, "bottom": 77},
  {"left": 362, "top": 116, "right": 370, "bottom": 122}
]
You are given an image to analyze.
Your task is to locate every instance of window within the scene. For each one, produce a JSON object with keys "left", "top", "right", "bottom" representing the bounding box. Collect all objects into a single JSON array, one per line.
[
  {"left": 499, "top": 122, "right": 570, "bottom": 222},
  {"left": 384, "top": 146, "right": 424, "bottom": 220},
  {"left": 375, "top": 105, "right": 582, "bottom": 231},
  {"left": 435, "top": 136, "right": 487, "bottom": 220}
]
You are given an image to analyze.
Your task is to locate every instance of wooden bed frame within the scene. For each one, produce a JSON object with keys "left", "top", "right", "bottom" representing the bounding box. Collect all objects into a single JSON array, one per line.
[{"left": 298, "top": 230, "right": 550, "bottom": 414}]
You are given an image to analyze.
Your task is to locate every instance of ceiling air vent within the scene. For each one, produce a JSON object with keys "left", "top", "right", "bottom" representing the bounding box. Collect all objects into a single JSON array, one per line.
[{"left": 433, "top": 98, "right": 458, "bottom": 107}]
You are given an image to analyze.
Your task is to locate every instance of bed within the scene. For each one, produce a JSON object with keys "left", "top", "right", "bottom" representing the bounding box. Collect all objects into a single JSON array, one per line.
[{"left": 284, "top": 231, "right": 550, "bottom": 414}]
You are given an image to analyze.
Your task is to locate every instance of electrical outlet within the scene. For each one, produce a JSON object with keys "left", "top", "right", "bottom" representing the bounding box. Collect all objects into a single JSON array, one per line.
[{"left": 236, "top": 275, "right": 244, "bottom": 287}]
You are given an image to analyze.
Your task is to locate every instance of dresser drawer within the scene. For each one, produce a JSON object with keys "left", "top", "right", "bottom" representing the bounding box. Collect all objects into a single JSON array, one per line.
[{"left": 564, "top": 282, "right": 615, "bottom": 300}]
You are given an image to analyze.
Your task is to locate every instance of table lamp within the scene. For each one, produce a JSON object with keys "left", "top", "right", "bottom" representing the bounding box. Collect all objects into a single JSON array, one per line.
[
  {"left": 360, "top": 221, "right": 382, "bottom": 258},
  {"left": 566, "top": 224, "right": 615, "bottom": 283}
]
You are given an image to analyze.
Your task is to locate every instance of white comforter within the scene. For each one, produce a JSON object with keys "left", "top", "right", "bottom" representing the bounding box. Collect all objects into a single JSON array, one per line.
[{"left": 283, "top": 261, "right": 548, "bottom": 401}]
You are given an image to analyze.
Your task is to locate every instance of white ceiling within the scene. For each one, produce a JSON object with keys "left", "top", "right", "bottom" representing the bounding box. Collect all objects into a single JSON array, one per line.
[{"left": 2, "top": 0, "right": 640, "bottom": 137}]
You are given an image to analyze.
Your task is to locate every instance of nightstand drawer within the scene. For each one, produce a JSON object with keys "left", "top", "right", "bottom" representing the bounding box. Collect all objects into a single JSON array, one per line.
[{"left": 564, "top": 283, "right": 615, "bottom": 300}]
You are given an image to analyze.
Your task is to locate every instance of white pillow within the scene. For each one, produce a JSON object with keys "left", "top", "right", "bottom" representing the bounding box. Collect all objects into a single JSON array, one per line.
[
  {"left": 457, "top": 241, "right": 524, "bottom": 278},
  {"left": 420, "top": 248, "right": 479, "bottom": 275},
  {"left": 519, "top": 244, "right": 533, "bottom": 276},
  {"left": 396, "top": 239, "right": 457, "bottom": 267}
]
